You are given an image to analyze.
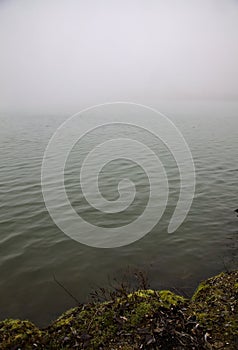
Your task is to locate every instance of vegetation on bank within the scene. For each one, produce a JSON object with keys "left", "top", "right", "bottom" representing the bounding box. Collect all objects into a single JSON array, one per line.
[{"left": 0, "top": 270, "right": 237, "bottom": 349}]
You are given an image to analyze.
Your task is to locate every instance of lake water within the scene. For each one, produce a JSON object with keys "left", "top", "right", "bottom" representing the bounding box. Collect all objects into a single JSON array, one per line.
[{"left": 0, "top": 101, "right": 237, "bottom": 326}]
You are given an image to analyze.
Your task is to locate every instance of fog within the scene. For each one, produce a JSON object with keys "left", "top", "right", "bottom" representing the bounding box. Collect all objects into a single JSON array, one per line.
[{"left": 0, "top": 0, "right": 238, "bottom": 113}]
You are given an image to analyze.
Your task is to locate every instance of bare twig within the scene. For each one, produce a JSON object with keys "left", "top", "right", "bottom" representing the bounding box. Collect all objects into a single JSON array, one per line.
[{"left": 53, "top": 274, "right": 81, "bottom": 306}]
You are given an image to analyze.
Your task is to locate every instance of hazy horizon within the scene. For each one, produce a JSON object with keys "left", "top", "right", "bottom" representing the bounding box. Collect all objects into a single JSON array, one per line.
[{"left": 1, "top": 0, "right": 238, "bottom": 114}]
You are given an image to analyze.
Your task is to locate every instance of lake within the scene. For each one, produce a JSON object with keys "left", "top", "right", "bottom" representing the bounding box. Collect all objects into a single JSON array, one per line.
[{"left": 0, "top": 100, "right": 237, "bottom": 326}]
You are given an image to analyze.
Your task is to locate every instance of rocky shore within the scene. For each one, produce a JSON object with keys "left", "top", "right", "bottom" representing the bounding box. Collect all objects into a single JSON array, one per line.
[{"left": 0, "top": 270, "right": 237, "bottom": 349}]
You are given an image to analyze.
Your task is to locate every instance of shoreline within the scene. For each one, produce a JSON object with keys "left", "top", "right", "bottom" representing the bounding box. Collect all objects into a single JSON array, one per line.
[{"left": 0, "top": 269, "right": 237, "bottom": 349}]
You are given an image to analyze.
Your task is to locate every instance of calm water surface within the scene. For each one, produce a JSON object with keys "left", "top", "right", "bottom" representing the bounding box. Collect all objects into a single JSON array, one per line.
[{"left": 0, "top": 101, "right": 237, "bottom": 326}]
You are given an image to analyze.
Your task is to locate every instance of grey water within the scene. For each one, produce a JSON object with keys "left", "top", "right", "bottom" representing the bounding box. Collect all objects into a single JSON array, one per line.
[{"left": 0, "top": 100, "right": 237, "bottom": 326}]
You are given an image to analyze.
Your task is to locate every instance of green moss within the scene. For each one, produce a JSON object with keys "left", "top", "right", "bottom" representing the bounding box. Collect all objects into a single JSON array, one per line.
[
  {"left": 52, "top": 315, "right": 74, "bottom": 328},
  {"left": 188, "top": 270, "right": 238, "bottom": 348},
  {"left": 0, "top": 270, "right": 237, "bottom": 349},
  {"left": 128, "top": 289, "right": 186, "bottom": 307},
  {"left": 157, "top": 290, "right": 186, "bottom": 307},
  {"left": 45, "top": 288, "right": 187, "bottom": 348},
  {"left": 127, "top": 289, "right": 155, "bottom": 299},
  {"left": 123, "top": 289, "right": 187, "bottom": 329},
  {"left": 192, "top": 281, "right": 210, "bottom": 301},
  {"left": 129, "top": 301, "right": 152, "bottom": 325},
  {"left": 0, "top": 319, "right": 43, "bottom": 350}
]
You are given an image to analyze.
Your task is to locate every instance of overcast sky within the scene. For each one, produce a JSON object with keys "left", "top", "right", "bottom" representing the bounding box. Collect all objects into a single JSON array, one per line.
[{"left": 0, "top": 0, "right": 238, "bottom": 113}]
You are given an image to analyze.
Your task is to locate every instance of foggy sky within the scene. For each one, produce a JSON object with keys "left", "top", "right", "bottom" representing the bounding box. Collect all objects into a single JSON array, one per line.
[{"left": 0, "top": 0, "right": 238, "bottom": 113}]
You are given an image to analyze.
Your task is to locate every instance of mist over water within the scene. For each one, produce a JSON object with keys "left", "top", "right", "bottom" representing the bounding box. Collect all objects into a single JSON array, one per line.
[
  {"left": 0, "top": 1, "right": 238, "bottom": 326},
  {"left": 1, "top": 0, "right": 238, "bottom": 113}
]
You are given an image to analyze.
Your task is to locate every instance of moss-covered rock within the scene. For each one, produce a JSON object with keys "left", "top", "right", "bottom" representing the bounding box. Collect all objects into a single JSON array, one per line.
[
  {"left": 0, "top": 319, "right": 44, "bottom": 349},
  {"left": 188, "top": 270, "right": 238, "bottom": 349},
  {"left": 45, "top": 289, "right": 187, "bottom": 349},
  {"left": 0, "top": 270, "right": 237, "bottom": 349}
]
